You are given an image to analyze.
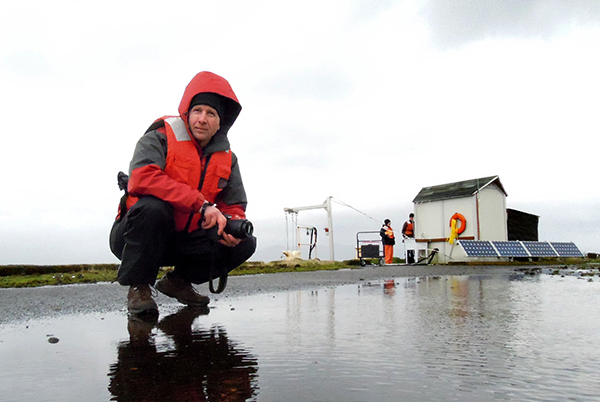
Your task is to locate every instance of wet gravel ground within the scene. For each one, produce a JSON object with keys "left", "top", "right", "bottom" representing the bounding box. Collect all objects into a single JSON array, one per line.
[{"left": 0, "top": 264, "right": 519, "bottom": 323}]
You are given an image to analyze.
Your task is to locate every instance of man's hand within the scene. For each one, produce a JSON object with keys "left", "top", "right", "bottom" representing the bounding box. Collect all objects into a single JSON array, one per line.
[
  {"left": 201, "top": 205, "right": 241, "bottom": 247},
  {"left": 219, "top": 232, "right": 241, "bottom": 248},
  {"left": 201, "top": 205, "right": 225, "bottom": 231}
]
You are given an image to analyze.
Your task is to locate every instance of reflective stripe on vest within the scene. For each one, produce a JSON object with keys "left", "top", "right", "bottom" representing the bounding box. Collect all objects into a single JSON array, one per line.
[{"left": 165, "top": 116, "right": 190, "bottom": 142}]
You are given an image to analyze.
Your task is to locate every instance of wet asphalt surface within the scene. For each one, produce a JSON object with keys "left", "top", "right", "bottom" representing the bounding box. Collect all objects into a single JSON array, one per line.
[{"left": 0, "top": 264, "right": 518, "bottom": 323}]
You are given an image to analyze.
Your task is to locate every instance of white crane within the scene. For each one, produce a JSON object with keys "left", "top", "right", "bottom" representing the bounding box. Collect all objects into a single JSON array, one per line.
[{"left": 284, "top": 196, "right": 335, "bottom": 261}]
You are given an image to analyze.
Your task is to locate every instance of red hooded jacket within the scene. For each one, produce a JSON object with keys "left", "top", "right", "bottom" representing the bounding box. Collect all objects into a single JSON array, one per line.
[{"left": 123, "top": 72, "right": 247, "bottom": 232}]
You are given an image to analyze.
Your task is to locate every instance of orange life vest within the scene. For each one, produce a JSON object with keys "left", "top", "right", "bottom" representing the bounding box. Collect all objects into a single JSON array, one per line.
[
  {"left": 126, "top": 116, "right": 232, "bottom": 232},
  {"left": 404, "top": 221, "right": 414, "bottom": 236},
  {"left": 385, "top": 227, "right": 394, "bottom": 239}
]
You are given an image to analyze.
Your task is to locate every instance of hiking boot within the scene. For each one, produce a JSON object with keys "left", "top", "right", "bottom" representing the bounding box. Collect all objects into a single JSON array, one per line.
[
  {"left": 155, "top": 273, "right": 210, "bottom": 306},
  {"left": 158, "top": 306, "right": 210, "bottom": 336},
  {"left": 127, "top": 285, "right": 159, "bottom": 314},
  {"left": 127, "top": 314, "right": 157, "bottom": 345}
]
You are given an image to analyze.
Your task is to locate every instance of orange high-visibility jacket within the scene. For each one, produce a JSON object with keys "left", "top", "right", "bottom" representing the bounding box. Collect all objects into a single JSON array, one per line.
[
  {"left": 380, "top": 225, "right": 395, "bottom": 245},
  {"left": 402, "top": 221, "right": 414, "bottom": 237}
]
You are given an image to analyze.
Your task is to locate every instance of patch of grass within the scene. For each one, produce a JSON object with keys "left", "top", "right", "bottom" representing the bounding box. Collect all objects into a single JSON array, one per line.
[
  {"left": 230, "top": 260, "right": 353, "bottom": 276},
  {"left": 0, "top": 269, "right": 119, "bottom": 288},
  {"left": 0, "top": 264, "right": 119, "bottom": 277},
  {"left": 0, "top": 261, "right": 357, "bottom": 288},
  {"left": 2, "top": 258, "right": 598, "bottom": 288}
]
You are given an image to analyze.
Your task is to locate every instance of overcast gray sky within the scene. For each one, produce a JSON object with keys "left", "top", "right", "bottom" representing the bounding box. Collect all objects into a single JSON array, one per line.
[{"left": 1, "top": 0, "right": 599, "bottom": 264}]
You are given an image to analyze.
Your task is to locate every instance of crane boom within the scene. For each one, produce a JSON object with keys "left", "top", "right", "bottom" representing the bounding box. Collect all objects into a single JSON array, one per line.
[{"left": 284, "top": 203, "right": 326, "bottom": 213}]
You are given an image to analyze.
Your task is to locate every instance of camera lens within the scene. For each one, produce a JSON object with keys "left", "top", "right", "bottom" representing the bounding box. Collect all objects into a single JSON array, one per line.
[
  {"left": 239, "top": 220, "right": 253, "bottom": 237},
  {"left": 224, "top": 219, "right": 253, "bottom": 239}
]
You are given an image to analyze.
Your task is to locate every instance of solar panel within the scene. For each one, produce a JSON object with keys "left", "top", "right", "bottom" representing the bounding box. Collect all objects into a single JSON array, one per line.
[
  {"left": 459, "top": 240, "right": 583, "bottom": 259},
  {"left": 522, "top": 241, "right": 557, "bottom": 257},
  {"left": 550, "top": 242, "right": 584, "bottom": 257},
  {"left": 459, "top": 240, "right": 499, "bottom": 257},
  {"left": 492, "top": 241, "right": 529, "bottom": 257}
]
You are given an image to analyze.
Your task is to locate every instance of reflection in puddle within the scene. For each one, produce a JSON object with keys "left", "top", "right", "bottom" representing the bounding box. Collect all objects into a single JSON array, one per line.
[
  {"left": 2, "top": 273, "right": 600, "bottom": 401},
  {"left": 108, "top": 307, "right": 258, "bottom": 401}
]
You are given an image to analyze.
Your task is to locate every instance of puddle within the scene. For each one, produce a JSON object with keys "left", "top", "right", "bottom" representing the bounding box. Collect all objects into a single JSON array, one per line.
[{"left": 1, "top": 273, "right": 600, "bottom": 401}]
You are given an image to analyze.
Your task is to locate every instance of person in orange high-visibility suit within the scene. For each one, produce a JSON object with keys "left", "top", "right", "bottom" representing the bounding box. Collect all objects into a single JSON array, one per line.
[{"left": 380, "top": 219, "right": 395, "bottom": 264}]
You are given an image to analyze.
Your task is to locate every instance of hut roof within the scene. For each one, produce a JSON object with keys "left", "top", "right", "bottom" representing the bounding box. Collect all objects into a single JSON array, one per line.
[{"left": 413, "top": 175, "right": 507, "bottom": 203}]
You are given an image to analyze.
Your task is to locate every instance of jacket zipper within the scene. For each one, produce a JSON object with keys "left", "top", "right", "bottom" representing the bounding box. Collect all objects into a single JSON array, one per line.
[{"left": 183, "top": 153, "right": 212, "bottom": 232}]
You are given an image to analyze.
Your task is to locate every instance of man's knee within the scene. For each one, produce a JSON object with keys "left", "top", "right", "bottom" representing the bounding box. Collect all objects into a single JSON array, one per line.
[
  {"left": 229, "top": 235, "right": 257, "bottom": 265},
  {"left": 127, "top": 196, "right": 174, "bottom": 228},
  {"left": 112, "top": 196, "right": 175, "bottom": 258},
  {"left": 236, "top": 236, "right": 256, "bottom": 261}
]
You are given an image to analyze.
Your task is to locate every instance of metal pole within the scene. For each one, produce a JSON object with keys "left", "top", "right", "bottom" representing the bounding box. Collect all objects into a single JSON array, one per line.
[{"left": 326, "top": 196, "right": 335, "bottom": 261}]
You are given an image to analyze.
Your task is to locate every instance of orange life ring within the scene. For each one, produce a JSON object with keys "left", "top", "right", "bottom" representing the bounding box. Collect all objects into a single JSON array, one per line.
[{"left": 450, "top": 213, "right": 466, "bottom": 234}]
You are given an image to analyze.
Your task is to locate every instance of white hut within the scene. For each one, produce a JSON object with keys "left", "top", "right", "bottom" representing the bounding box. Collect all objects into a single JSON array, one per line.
[{"left": 409, "top": 175, "right": 508, "bottom": 263}]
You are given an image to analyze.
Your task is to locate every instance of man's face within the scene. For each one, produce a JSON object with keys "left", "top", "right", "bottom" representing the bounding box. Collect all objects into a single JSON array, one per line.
[{"left": 187, "top": 104, "right": 221, "bottom": 146}]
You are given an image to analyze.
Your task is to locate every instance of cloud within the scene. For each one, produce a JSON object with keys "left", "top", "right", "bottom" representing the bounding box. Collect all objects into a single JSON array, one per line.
[
  {"left": 0, "top": 50, "right": 53, "bottom": 77},
  {"left": 419, "top": 0, "right": 600, "bottom": 49},
  {"left": 261, "top": 69, "right": 353, "bottom": 101}
]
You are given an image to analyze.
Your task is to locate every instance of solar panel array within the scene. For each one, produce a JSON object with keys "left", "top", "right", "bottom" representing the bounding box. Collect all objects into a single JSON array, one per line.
[{"left": 458, "top": 240, "right": 583, "bottom": 258}]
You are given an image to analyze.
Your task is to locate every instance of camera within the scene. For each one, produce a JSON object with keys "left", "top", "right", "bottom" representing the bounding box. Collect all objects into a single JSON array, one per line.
[{"left": 207, "top": 215, "right": 254, "bottom": 241}]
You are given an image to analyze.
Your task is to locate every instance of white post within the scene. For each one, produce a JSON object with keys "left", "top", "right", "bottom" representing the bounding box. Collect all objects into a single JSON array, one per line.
[{"left": 326, "top": 196, "right": 335, "bottom": 261}]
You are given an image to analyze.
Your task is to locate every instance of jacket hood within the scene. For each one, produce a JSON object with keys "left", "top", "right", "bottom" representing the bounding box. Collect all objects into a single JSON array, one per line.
[{"left": 178, "top": 71, "right": 242, "bottom": 134}]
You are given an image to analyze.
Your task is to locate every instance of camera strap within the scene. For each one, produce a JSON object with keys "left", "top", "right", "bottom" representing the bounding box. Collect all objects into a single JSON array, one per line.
[
  {"left": 209, "top": 273, "right": 228, "bottom": 294},
  {"left": 208, "top": 249, "right": 228, "bottom": 294}
]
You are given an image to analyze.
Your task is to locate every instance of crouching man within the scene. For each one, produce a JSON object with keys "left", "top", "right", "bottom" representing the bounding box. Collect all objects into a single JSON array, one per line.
[{"left": 110, "top": 71, "right": 256, "bottom": 315}]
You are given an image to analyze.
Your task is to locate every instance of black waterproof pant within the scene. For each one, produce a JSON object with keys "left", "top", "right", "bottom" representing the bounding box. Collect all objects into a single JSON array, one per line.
[
  {"left": 110, "top": 196, "right": 256, "bottom": 286},
  {"left": 405, "top": 236, "right": 415, "bottom": 264}
]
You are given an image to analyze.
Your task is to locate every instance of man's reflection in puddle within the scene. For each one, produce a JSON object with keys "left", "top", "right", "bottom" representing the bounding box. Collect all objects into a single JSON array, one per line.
[{"left": 108, "top": 307, "right": 258, "bottom": 401}]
